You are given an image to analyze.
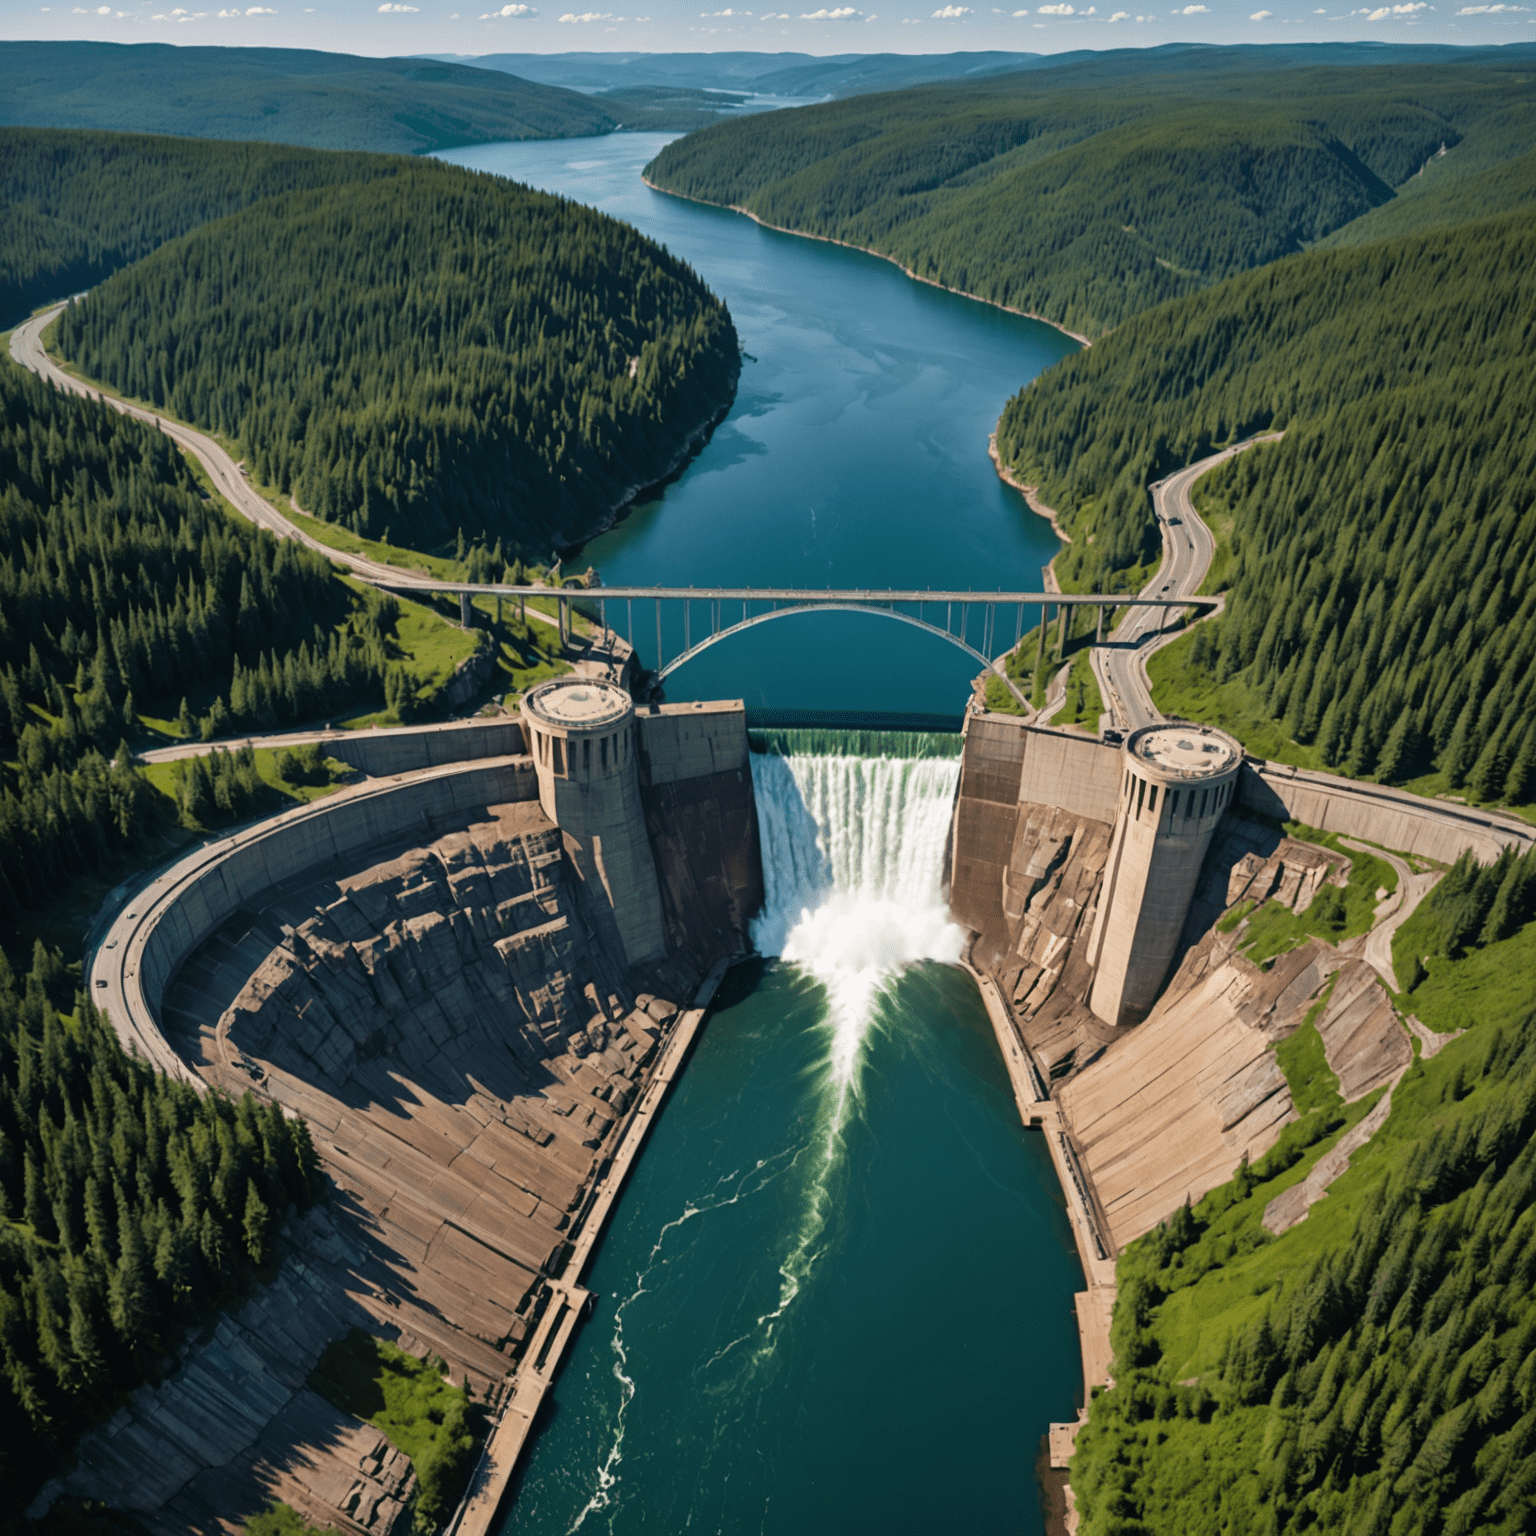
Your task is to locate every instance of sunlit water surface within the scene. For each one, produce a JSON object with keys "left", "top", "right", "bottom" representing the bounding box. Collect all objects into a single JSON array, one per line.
[
  {"left": 437, "top": 133, "right": 1075, "bottom": 724},
  {"left": 427, "top": 137, "right": 1087, "bottom": 1535}
]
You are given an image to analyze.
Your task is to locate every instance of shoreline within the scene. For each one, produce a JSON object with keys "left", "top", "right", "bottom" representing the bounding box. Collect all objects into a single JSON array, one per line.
[
  {"left": 641, "top": 176, "right": 1095, "bottom": 349},
  {"left": 959, "top": 955, "right": 1114, "bottom": 1536},
  {"left": 988, "top": 430, "right": 1068, "bottom": 598}
]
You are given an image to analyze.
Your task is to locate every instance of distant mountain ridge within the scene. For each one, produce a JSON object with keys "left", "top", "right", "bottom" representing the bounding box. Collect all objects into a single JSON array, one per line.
[
  {"left": 432, "top": 41, "right": 1534, "bottom": 101},
  {"left": 0, "top": 40, "right": 616, "bottom": 152}
]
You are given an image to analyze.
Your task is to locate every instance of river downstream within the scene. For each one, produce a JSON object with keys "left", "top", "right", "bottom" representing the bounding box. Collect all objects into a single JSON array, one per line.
[{"left": 433, "top": 135, "right": 1086, "bottom": 1533}]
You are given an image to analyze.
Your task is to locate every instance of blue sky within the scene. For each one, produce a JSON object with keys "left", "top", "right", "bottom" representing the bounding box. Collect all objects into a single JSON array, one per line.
[{"left": 3, "top": 0, "right": 1532, "bottom": 60}]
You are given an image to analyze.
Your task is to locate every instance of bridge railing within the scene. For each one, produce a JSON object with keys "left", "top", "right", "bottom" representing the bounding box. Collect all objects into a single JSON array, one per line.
[{"left": 382, "top": 583, "right": 1217, "bottom": 678}]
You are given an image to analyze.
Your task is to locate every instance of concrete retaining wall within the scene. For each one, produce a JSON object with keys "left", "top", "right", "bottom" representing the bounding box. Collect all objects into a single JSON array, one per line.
[
  {"left": 1018, "top": 725, "right": 1122, "bottom": 826},
  {"left": 1241, "top": 763, "right": 1534, "bottom": 864},
  {"left": 322, "top": 719, "right": 524, "bottom": 777},
  {"left": 637, "top": 699, "right": 760, "bottom": 967},
  {"left": 637, "top": 700, "right": 750, "bottom": 786},
  {"left": 94, "top": 758, "right": 538, "bottom": 1081}
]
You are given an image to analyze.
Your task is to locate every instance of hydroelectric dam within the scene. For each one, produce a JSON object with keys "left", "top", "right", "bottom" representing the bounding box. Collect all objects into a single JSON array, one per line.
[{"left": 51, "top": 129, "right": 1536, "bottom": 1536}]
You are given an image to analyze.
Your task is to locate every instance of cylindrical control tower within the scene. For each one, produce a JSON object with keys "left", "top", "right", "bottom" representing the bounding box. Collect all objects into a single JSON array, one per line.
[
  {"left": 1085, "top": 722, "right": 1242, "bottom": 1028},
  {"left": 522, "top": 677, "right": 667, "bottom": 970}
]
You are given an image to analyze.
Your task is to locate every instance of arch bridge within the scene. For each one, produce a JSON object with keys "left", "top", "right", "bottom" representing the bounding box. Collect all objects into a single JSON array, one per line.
[{"left": 387, "top": 583, "right": 1219, "bottom": 711}]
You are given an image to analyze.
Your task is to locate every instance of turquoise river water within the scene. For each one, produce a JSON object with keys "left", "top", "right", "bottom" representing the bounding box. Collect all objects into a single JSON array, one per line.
[{"left": 433, "top": 135, "right": 1086, "bottom": 1534}]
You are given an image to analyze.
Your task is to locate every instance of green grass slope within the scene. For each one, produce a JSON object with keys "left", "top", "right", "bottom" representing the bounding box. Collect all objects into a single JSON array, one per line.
[
  {"left": 1072, "top": 870, "right": 1536, "bottom": 1535},
  {"left": 0, "top": 41, "right": 614, "bottom": 155},
  {"left": 646, "top": 56, "right": 1533, "bottom": 339}
]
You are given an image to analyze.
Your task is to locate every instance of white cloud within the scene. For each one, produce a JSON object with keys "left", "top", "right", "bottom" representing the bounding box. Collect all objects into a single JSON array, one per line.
[
  {"left": 701, "top": 5, "right": 750, "bottom": 11},
  {"left": 1456, "top": 3, "right": 1527, "bottom": 11},
  {"left": 1250, "top": 6, "right": 1270, "bottom": 12},
  {"left": 559, "top": 8, "right": 613, "bottom": 15},
  {"left": 1365, "top": 1, "right": 1424, "bottom": 13},
  {"left": 377, "top": 2, "right": 417, "bottom": 8},
  {"left": 931, "top": 2, "right": 969, "bottom": 11},
  {"left": 801, "top": 4, "right": 859, "bottom": 13},
  {"left": 1173, "top": 3, "right": 1207, "bottom": 11},
  {"left": 1037, "top": 2, "right": 1072, "bottom": 11},
  {"left": 481, "top": 2, "right": 534, "bottom": 11}
]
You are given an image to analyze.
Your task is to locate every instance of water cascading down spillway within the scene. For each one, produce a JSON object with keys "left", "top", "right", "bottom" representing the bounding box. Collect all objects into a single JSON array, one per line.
[
  {"left": 517, "top": 729, "right": 1084, "bottom": 1536},
  {"left": 750, "top": 730, "right": 967, "bottom": 1125}
]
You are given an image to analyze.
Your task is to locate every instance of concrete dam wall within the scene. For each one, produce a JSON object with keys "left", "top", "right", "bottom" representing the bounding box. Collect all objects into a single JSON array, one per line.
[{"left": 75, "top": 696, "right": 761, "bottom": 1536}]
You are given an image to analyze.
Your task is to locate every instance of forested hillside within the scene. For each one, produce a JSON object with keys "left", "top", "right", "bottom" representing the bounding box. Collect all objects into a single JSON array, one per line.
[
  {"left": 1072, "top": 865, "right": 1536, "bottom": 1535},
  {"left": 0, "top": 362, "right": 403, "bottom": 923},
  {"left": 0, "top": 954, "right": 322, "bottom": 1506},
  {"left": 0, "top": 129, "right": 403, "bottom": 325},
  {"left": 0, "top": 41, "right": 614, "bottom": 155},
  {"left": 645, "top": 56, "right": 1534, "bottom": 339},
  {"left": 56, "top": 156, "right": 740, "bottom": 555},
  {"left": 995, "top": 206, "right": 1536, "bottom": 794}
]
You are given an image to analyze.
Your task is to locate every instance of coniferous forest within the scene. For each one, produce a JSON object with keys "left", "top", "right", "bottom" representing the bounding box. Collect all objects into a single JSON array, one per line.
[
  {"left": 995, "top": 203, "right": 1536, "bottom": 791},
  {"left": 0, "top": 128, "right": 403, "bottom": 324},
  {"left": 0, "top": 362, "right": 394, "bottom": 922},
  {"left": 0, "top": 951, "right": 322, "bottom": 1503},
  {"left": 54, "top": 153, "right": 741, "bottom": 557}
]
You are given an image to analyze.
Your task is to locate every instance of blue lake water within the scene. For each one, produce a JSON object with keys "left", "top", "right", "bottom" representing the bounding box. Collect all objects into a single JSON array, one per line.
[
  {"left": 433, "top": 135, "right": 1087, "bottom": 1536},
  {"left": 438, "top": 133, "right": 1075, "bottom": 725}
]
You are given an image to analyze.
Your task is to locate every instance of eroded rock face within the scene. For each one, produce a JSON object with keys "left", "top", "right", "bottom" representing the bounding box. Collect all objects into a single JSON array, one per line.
[
  {"left": 76, "top": 797, "right": 706, "bottom": 1536},
  {"left": 967, "top": 797, "right": 1414, "bottom": 1252}
]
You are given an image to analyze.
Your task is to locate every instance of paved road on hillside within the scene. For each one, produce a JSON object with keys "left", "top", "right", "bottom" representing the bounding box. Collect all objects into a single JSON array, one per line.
[
  {"left": 1093, "top": 435, "right": 1281, "bottom": 732},
  {"left": 11, "top": 306, "right": 439, "bottom": 589}
]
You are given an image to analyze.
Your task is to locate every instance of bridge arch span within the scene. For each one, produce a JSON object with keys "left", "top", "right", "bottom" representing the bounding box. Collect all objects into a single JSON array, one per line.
[{"left": 652, "top": 601, "right": 1030, "bottom": 709}]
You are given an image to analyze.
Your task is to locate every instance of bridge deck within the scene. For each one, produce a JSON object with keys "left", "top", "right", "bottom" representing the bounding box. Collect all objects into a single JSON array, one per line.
[{"left": 383, "top": 583, "right": 1217, "bottom": 609}]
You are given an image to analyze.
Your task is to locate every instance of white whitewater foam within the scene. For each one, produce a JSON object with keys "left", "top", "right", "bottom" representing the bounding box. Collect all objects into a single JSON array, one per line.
[
  {"left": 751, "top": 750, "right": 965, "bottom": 1117},
  {"left": 746, "top": 748, "right": 965, "bottom": 1346}
]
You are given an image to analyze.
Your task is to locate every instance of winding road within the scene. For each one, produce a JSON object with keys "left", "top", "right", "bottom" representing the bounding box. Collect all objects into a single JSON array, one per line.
[
  {"left": 1092, "top": 434, "right": 1280, "bottom": 731},
  {"left": 11, "top": 305, "right": 441, "bottom": 590}
]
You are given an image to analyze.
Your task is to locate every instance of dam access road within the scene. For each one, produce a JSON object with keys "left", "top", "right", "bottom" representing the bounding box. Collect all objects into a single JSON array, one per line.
[{"left": 1091, "top": 434, "right": 1279, "bottom": 732}]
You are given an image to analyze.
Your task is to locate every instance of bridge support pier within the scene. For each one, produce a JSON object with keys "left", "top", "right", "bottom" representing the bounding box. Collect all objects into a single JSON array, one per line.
[
  {"left": 1096, "top": 605, "right": 1104, "bottom": 645},
  {"left": 459, "top": 592, "right": 473, "bottom": 628}
]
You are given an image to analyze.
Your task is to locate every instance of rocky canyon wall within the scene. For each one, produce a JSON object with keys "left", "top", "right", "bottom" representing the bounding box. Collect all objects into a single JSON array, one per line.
[{"left": 59, "top": 714, "right": 761, "bottom": 1535}]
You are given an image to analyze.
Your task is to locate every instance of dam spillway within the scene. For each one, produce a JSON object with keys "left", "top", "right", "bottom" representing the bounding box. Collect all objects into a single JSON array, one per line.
[{"left": 502, "top": 730, "right": 1084, "bottom": 1535}]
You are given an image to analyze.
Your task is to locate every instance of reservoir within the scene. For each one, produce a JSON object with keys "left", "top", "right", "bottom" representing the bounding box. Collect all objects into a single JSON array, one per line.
[
  {"left": 440, "top": 133, "right": 1076, "bottom": 726},
  {"left": 434, "top": 136, "right": 1086, "bottom": 1533}
]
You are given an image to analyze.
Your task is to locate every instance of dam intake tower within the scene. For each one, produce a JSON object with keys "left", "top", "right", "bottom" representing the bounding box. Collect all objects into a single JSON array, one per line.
[
  {"left": 522, "top": 676, "right": 668, "bottom": 969},
  {"left": 1085, "top": 723, "right": 1241, "bottom": 1028}
]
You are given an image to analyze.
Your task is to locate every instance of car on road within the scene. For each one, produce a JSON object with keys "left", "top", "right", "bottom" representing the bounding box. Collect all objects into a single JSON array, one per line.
[{"left": 1168, "top": 517, "right": 1183, "bottom": 525}]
